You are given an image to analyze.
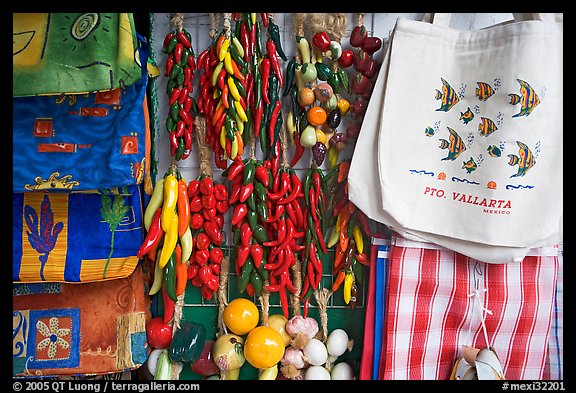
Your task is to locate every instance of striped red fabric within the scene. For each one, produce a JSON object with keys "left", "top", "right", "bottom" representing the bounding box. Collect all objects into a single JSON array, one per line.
[{"left": 379, "top": 243, "right": 558, "bottom": 380}]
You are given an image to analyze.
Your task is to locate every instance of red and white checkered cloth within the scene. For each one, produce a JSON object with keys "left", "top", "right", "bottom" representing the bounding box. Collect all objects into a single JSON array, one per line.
[{"left": 378, "top": 238, "right": 558, "bottom": 380}]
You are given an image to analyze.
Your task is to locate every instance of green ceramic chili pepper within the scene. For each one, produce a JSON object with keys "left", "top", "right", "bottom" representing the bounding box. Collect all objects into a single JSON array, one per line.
[
  {"left": 254, "top": 182, "right": 267, "bottom": 203},
  {"left": 243, "top": 160, "right": 256, "bottom": 185},
  {"left": 255, "top": 19, "right": 264, "bottom": 58},
  {"left": 252, "top": 224, "right": 268, "bottom": 243},
  {"left": 250, "top": 270, "right": 263, "bottom": 297},
  {"left": 164, "top": 250, "right": 178, "bottom": 302},
  {"left": 283, "top": 58, "right": 296, "bottom": 97},
  {"left": 255, "top": 200, "right": 268, "bottom": 223},
  {"left": 246, "top": 190, "right": 256, "bottom": 211},
  {"left": 338, "top": 69, "right": 350, "bottom": 93},
  {"left": 238, "top": 259, "right": 254, "bottom": 293},
  {"left": 267, "top": 21, "right": 287, "bottom": 61}
]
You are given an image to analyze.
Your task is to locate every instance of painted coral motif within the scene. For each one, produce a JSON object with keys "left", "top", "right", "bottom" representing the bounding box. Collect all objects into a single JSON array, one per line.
[
  {"left": 24, "top": 195, "right": 64, "bottom": 280},
  {"left": 100, "top": 188, "right": 130, "bottom": 278},
  {"left": 35, "top": 317, "right": 71, "bottom": 359}
]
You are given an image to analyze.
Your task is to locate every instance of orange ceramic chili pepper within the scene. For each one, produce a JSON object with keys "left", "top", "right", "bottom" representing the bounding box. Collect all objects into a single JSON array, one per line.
[
  {"left": 332, "top": 270, "right": 346, "bottom": 292},
  {"left": 175, "top": 245, "right": 187, "bottom": 297},
  {"left": 177, "top": 179, "right": 190, "bottom": 237}
]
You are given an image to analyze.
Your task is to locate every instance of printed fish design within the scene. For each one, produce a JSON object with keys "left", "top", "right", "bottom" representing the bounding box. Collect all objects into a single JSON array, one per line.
[
  {"left": 462, "top": 157, "right": 478, "bottom": 174},
  {"left": 439, "top": 127, "right": 466, "bottom": 161},
  {"left": 507, "top": 141, "right": 536, "bottom": 177},
  {"left": 487, "top": 145, "right": 502, "bottom": 157},
  {"left": 478, "top": 117, "right": 498, "bottom": 136},
  {"left": 459, "top": 107, "right": 474, "bottom": 124},
  {"left": 509, "top": 79, "right": 541, "bottom": 118},
  {"left": 435, "top": 78, "right": 460, "bottom": 112},
  {"left": 425, "top": 126, "right": 435, "bottom": 137},
  {"left": 475, "top": 82, "right": 495, "bottom": 101}
]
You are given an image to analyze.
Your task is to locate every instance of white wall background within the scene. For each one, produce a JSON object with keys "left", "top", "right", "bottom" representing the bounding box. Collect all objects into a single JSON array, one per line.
[{"left": 148, "top": 13, "right": 514, "bottom": 183}]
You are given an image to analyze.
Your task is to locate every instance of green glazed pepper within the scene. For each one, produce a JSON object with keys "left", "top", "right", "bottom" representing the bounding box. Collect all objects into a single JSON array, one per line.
[
  {"left": 164, "top": 250, "right": 178, "bottom": 302},
  {"left": 267, "top": 21, "right": 287, "bottom": 61},
  {"left": 315, "top": 62, "right": 333, "bottom": 82},
  {"left": 250, "top": 270, "right": 263, "bottom": 297},
  {"left": 255, "top": 200, "right": 268, "bottom": 223},
  {"left": 238, "top": 259, "right": 254, "bottom": 293},
  {"left": 243, "top": 160, "right": 256, "bottom": 185},
  {"left": 252, "top": 224, "right": 268, "bottom": 243},
  {"left": 168, "top": 321, "right": 207, "bottom": 363},
  {"left": 283, "top": 57, "right": 296, "bottom": 97}
]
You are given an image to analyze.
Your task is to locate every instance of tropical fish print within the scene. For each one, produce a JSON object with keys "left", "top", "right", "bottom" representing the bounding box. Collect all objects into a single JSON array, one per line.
[
  {"left": 425, "top": 126, "right": 435, "bottom": 137},
  {"left": 459, "top": 107, "right": 474, "bottom": 124},
  {"left": 435, "top": 78, "right": 460, "bottom": 112},
  {"left": 487, "top": 145, "right": 502, "bottom": 157},
  {"left": 462, "top": 157, "right": 478, "bottom": 174},
  {"left": 507, "top": 141, "right": 536, "bottom": 177},
  {"left": 439, "top": 127, "right": 466, "bottom": 161},
  {"left": 475, "top": 82, "right": 495, "bottom": 101},
  {"left": 509, "top": 79, "right": 541, "bottom": 118},
  {"left": 478, "top": 117, "right": 498, "bottom": 136}
]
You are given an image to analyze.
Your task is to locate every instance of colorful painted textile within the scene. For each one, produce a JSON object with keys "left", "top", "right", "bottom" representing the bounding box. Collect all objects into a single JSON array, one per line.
[
  {"left": 13, "top": 186, "right": 144, "bottom": 283},
  {"left": 13, "top": 266, "right": 151, "bottom": 378},
  {"left": 13, "top": 13, "right": 142, "bottom": 97},
  {"left": 12, "top": 33, "right": 149, "bottom": 193}
]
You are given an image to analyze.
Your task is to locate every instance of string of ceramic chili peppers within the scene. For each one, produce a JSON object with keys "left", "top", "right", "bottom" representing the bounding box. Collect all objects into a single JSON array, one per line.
[
  {"left": 139, "top": 164, "right": 193, "bottom": 325},
  {"left": 344, "top": 13, "right": 384, "bottom": 151},
  {"left": 298, "top": 163, "right": 330, "bottom": 317},
  {"left": 185, "top": 174, "right": 227, "bottom": 301},
  {"left": 223, "top": 155, "right": 270, "bottom": 300},
  {"left": 255, "top": 13, "right": 286, "bottom": 159},
  {"left": 323, "top": 160, "right": 373, "bottom": 309},
  {"left": 162, "top": 24, "right": 197, "bottom": 161},
  {"left": 196, "top": 14, "right": 249, "bottom": 169},
  {"left": 261, "top": 130, "right": 306, "bottom": 319}
]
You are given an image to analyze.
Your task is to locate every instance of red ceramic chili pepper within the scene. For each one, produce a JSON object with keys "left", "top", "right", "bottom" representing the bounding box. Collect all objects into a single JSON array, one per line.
[
  {"left": 253, "top": 100, "right": 264, "bottom": 137},
  {"left": 177, "top": 180, "right": 190, "bottom": 237},
  {"left": 195, "top": 249, "right": 210, "bottom": 266},
  {"left": 290, "top": 132, "right": 305, "bottom": 167},
  {"left": 240, "top": 222, "right": 252, "bottom": 246},
  {"left": 261, "top": 58, "right": 271, "bottom": 105},
  {"left": 260, "top": 13, "right": 269, "bottom": 27},
  {"left": 250, "top": 244, "right": 264, "bottom": 268},
  {"left": 190, "top": 213, "right": 204, "bottom": 230},
  {"left": 239, "top": 183, "right": 254, "bottom": 203},
  {"left": 174, "top": 42, "right": 183, "bottom": 64},
  {"left": 227, "top": 159, "right": 245, "bottom": 181},
  {"left": 162, "top": 285, "right": 175, "bottom": 324},
  {"left": 236, "top": 245, "right": 250, "bottom": 268},
  {"left": 268, "top": 100, "right": 282, "bottom": 147},
  {"left": 209, "top": 247, "right": 224, "bottom": 264},
  {"left": 291, "top": 200, "right": 304, "bottom": 228},
  {"left": 249, "top": 21, "right": 256, "bottom": 57},
  {"left": 266, "top": 40, "right": 283, "bottom": 87},
  {"left": 266, "top": 204, "right": 284, "bottom": 223},
  {"left": 176, "top": 31, "right": 192, "bottom": 49},
  {"left": 203, "top": 220, "right": 222, "bottom": 245},
  {"left": 165, "top": 55, "right": 175, "bottom": 77},
  {"left": 137, "top": 208, "right": 164, "bottom": 258},
  {"left": 231, "top": 203, "right": 248, "bottom": 226},
  {"left": 312, "top": 32, "right": 331, "bottom": 51},
  {"left": 278, "top": 173, "right": 302, "bottom": 205},
  {"left": 240, "top": 22, "right": 250, "bottom": 61},
  {"left": 196, "top": 233, "right": 211, "bottom": 250}
]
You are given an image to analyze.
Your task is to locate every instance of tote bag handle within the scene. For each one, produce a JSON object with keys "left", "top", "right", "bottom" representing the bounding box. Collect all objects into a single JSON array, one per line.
[{"left": 422, "top": 12, "right": 562, "bottom": 27}]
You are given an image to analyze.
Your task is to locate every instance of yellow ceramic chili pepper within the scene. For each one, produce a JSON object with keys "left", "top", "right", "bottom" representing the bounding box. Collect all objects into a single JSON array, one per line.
[
  {"left": 158, "top": 213, "right": 179, "bottom": 269},
  {"left": 234, "top": 100, "right": 248, "bottom": 122},
  {"left": 144, "top": 178, "right": 164, "bottom": 230},
  {"left": 352, "top": 224, "right": 364, "bottom": 254},
  {"left": 218, "top": 38, "right": 230, "bottom": 61},
  {"left": 148, "top": 257, "right": 164, "bottom": 295},
  {"left": 220, "top": 125, "right": 227, "bottom": 149},
  {"left": 343, "top": 271, "right": 354, "bottom": 304},
  {"left": 227, "top": 76, "right": 241, "bottom": 101},
  {"left": 161, "top": 173, "right": 179, "bottom": 232},
  {"left": 180, "top": 226, "right": 193, "bottom": 263},
  {"left": 224, "top": 52, "right": 234, "bottom": 75}
]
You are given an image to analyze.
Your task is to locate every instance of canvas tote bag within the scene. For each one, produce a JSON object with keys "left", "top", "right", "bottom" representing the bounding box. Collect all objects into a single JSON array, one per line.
[
  {"left": 376, "top": 13, "right": 562, "bottom": 248},
  {"left": 349, "top": 13, "right": 562, "bottom": 263}
]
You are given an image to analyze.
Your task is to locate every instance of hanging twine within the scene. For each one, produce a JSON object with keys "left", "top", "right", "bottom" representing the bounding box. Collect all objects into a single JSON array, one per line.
[
  {"left": 294, "top": 13, "right": 306, "bottom": 38},
  {"left": 195, "top": 116, "right": 213, "bottom": 178},
  {"left": 209, "top": 13, "right": 220, "bottom": 39},
  {"left": 223, "top": 13, "right": 232, "bottom": 38},
  {"left": 169, "top": 292, "right": 186, "bottom": 380},
  {"left": 216, "top": 256, "right": 230, "bottom": 336},
  {"left": 170, "top": 13, "right": 185, "bottom": 32},
  {"left": 290, "top": 258, "right": 302, "bottom": 316},
  {"left": 314, "top": 287, "right": 332, "bottom": 342},
  {"left": 357, "top": 13, "right": 365, "bottom": 27},
  {"left": 259, "top": 288, "right": 271, "bottom": 326}
]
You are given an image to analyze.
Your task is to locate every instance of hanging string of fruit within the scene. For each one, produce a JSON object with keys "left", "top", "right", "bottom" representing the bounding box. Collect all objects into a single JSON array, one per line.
[
  {"left": 162, "top": 13, "right": 198, "bottom": 161},
  {"left": 322, "top": 13, "right": 384, "bottom": 308}
]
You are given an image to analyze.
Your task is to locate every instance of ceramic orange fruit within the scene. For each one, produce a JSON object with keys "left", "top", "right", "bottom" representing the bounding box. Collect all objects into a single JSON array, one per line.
[
  {"left": 243, "top": 326, "right": 285, "bottom": 369},
  {"left": 223, "top": 298, "right": 259, "bottom": 336}
]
